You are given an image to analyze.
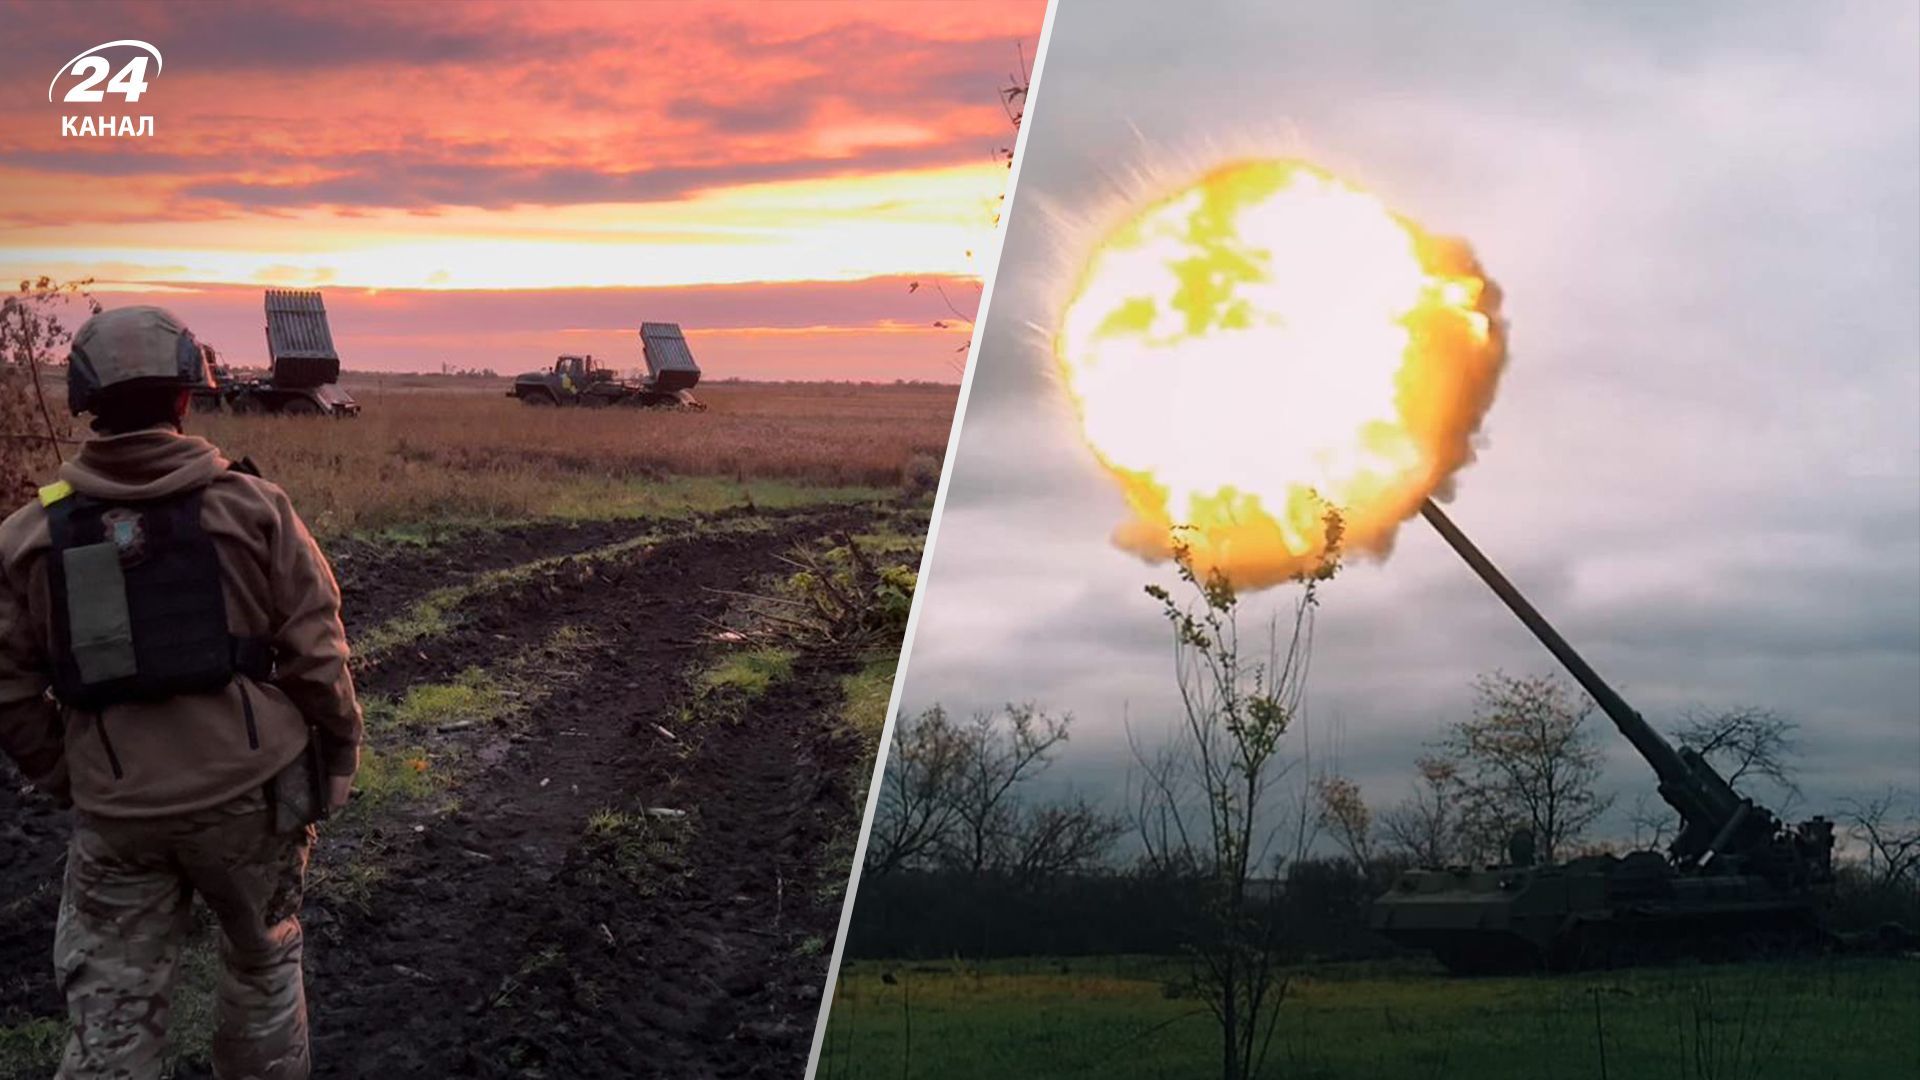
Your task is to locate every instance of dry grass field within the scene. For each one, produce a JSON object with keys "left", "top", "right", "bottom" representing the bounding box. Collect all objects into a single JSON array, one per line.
[{"left": 190, "top": 381, "right": 956, "bottom": 537}]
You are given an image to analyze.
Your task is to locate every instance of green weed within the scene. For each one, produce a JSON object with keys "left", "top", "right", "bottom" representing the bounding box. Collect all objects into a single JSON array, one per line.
[
  {"left": 0, "top": 1016, "right": 64, "bottom": 1077},
  {"left": 698, "top": 647, "right": 798, "bottom": 699},
  {"left": 348, "top": 744, "right": 440, "bottom": 811},
  {"left": 367, "top": 668, "right": 515, "bottom": 732},
  {"left": 837, "top": 655, "right": 899, "bottom": 749},
  {"left": 580, "top": 805, "right": 698, "bottom": 897}
]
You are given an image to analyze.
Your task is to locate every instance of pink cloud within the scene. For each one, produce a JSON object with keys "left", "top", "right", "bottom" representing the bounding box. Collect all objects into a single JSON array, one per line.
[{"left": 1, "top": 1, "right": 1044, "bottom": 217}]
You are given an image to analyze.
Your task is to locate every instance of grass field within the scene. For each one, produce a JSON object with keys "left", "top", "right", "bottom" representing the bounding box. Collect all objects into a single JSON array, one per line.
[
  {"left": 818, "top": 955, "right": 1920, "bottom": 1080},
  {"left": 189, "top": 381, "right": 955, "bottom": 537}
]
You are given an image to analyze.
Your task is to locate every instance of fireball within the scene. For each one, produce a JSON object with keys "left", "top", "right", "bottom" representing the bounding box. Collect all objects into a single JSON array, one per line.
[{"left": 1055, "top": 159, "right": 1506, "bottom": 588}]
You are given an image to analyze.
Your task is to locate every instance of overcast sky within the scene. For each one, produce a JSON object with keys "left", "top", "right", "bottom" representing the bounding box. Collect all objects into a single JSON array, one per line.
[{"left": 899, "top": 0, "right": 1920, "bottom": 839}]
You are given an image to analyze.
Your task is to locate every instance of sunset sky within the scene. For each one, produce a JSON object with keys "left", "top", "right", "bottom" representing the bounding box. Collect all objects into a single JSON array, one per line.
[{"left": 0, "top": 0, "right": 1047, "bottom": 378}]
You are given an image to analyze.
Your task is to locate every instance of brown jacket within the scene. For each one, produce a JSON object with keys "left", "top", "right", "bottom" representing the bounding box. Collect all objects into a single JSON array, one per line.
[{"left": 0, "top": 429, "right": 361, "bottom": 817}]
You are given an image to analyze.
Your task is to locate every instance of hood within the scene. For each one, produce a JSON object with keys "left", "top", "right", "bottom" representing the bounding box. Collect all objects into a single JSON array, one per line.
[{"left": 59, "top": 427, "right": 229, "bottom": 502}]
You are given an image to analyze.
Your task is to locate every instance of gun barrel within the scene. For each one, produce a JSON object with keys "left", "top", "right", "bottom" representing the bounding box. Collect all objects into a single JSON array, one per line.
[{"left": 1419, "top": 499, "right": 1691, "bottom": 788}]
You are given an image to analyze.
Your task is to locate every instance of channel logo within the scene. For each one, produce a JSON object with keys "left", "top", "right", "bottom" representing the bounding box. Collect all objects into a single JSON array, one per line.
[{"left": 48, "top": 39, "right": 163, "bottom": 138}]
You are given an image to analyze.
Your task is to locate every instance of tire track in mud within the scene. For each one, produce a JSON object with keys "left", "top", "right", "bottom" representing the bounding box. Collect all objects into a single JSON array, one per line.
[
  {"left": 330, "top": 506, "right": 776, "bottom": 644},
  {"left": 302, "top": 507, "right": 869, "bottom": 1078},
  {"left": 0, "top": 504, "right": 880, "bottom": 1078}
]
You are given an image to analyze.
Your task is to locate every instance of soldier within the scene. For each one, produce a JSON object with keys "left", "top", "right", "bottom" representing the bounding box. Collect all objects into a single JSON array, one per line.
[{"left": 0, "top": 306, "right": 361, "bottom": 1079}]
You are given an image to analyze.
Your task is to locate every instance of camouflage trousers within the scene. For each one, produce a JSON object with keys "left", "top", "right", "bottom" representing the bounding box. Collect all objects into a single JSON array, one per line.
[{"left": 54, "top": 790, "right": 313, "bottom": 1080}]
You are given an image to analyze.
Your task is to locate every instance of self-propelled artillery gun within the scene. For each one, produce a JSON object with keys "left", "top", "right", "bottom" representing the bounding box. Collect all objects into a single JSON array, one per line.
[{"left": 1367, "top": 500, "right": 1838, "bottom": 973}]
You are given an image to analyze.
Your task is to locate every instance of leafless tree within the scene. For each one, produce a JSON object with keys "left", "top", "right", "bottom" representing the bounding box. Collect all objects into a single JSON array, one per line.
[
  {"left": 867, "top": 702, "right": 1122, "bottom": 882},
  {"left": 1377, "top": 755, "right": 1463, "bottom": 867},
  {"left": 1627, "top": 790, "right": 1675, "bottom": 851},
  {"left": 942, "top": 703, "right": 1072, "bottom": 878},
  {"left": 911, "top": 40, "right": 1033, "bottom": 371},
  {"left": 2, "top": 277, "right": 97, "bottom": 499},
  {"left": 1672, "top": 706, "right": 1800, "bottom": 803},
  {"left": 1129, "top": 522, "right": 1338, "bottom": 1080},
  {"left": 1002, "top": 795, "right": 1127, "bottom": 886},
  {"left": 865, "top": 705, "right": 967, "bottom": 877},
  {"left": 1840, "top": 788, "right": 1920, "bottom": 891},
  {"left": 1439, "top": 672, "right": 1615, "bottom": 864}
]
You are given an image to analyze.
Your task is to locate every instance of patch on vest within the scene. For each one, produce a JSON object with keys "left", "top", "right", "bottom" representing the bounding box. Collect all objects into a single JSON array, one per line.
[{"left": 100, "top": 508, "right": 149, "bottom": 567}]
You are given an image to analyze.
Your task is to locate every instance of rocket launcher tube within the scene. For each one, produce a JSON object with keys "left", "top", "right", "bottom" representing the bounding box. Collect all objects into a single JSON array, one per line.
[{"left": 1418, "top": 500, "right": 1750, "bottom": 862}]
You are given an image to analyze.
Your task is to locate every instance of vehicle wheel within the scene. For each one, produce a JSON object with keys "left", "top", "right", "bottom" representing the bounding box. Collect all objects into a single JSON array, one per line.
[
  {"left": 230, "top": 394, "right": 265, "bottom": 415},
  {"left": 280, "top": 397, "right": 322, "bottom": 416},
  {"left": 521, "top": 391, "right": 555, "bottom": 406}
]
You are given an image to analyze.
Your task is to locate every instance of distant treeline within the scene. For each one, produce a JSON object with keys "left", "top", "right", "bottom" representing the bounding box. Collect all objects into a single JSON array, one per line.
[
  {"left": 848, "top": 860, "right": 1389, "bottom": 961},
  {"left": 853, "top": 693, "right": 1920, "bottom": 962},
  {"left": 848, "top": 857, "right": 1920, "bottom": 961}
]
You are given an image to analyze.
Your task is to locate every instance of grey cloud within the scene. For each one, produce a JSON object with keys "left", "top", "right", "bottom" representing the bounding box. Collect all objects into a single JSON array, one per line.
[{"left": 898, "top": 0, "right": 1919, "bottom": 836}]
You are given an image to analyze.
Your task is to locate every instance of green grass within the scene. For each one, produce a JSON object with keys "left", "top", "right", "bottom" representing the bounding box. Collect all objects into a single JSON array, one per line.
[
  {"left": 818, "top": 956, "right": 1920, "bottom": 1080},
  {"left": 0, "top": 925, "right": 225, "bottom": 1078},
  {"left": 580, "top": 805, "right": 698, "bottom": 897},
  {"left": 848, "top": 531, "right": 925, "bottom": 557},
  {"left": 348, "top": 744, "right": 440, "bottom": 811},
  {"left": 355, "top": 476, "right": 889, "bottom": 548},
  {"left": 162, "top": 936, "right": 222, "bottom": 1074},
  {"left": 698, "top": 646, "right": 797, "bottom": 698},
  {"left": 344, "top": 667, "right": 519, "bottom": 814},
  {"left": 0, "top": 1015, "right": 64, "bottom": 1077},
  {"left": 838, "top": 655, "right": 898, "bottom": 748},
  {"left": 366, "top": 667, "right": 516, "bottom": 731}
]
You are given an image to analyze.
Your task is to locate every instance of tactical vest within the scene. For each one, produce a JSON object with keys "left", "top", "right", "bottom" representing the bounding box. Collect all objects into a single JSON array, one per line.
[{"left": 42, "top": 474, "right": 272, "bottom": 711}]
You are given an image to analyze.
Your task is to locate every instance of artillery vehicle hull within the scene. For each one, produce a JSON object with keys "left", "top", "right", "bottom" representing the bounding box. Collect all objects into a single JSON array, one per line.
[
  {"left": 1372, "top": 852, "right": 1827, "bottom": 973},
  {"left": 1369, "top": 500, "right": 1836, "bottom": 973},
  {"left": 509, "top": 377, "right": 701, "bottom": 409},
  {"left": 229, "top": 382, "right": 359, "bottom": 417},
  {"left": 188, "top": 344, "right": 360, "bottom": 417}
]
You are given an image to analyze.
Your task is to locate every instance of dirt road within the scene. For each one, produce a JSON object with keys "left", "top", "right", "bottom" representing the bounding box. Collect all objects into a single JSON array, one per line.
[{"left": 0, "top": 505, "right": 878, "bottom": 1078}]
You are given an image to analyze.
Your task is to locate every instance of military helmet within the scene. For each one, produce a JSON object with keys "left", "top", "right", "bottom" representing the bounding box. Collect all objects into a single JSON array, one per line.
[{"left": 67, "top": 305, "right": 214, "bottom": 415}]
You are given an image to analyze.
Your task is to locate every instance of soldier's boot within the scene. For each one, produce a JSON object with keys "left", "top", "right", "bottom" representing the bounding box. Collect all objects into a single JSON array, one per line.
[
  {"left": 54, "top": 815, "right": 194, "bottom": 1079},
  {"left": 181, "top": 800, "right": 313, "bottom": 1080}
]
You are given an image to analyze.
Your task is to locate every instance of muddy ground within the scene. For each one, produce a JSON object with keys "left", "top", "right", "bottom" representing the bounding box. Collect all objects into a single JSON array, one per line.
[{"left": 0, "top": 504, "right": 884, "bottom": 1078}]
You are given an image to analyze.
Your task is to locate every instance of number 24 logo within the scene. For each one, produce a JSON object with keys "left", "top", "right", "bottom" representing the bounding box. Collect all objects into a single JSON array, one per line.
[{"left": 48, "top": 40, "right": 163, "bottom": 104}]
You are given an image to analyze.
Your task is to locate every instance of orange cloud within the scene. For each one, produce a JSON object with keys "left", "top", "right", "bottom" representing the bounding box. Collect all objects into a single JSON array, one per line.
[
  {"left": 0, "top": 0, "right": 1042, "bottom": 378},
  {"left": 2, "top": 2, "right": 1039, "bottom": 215}
]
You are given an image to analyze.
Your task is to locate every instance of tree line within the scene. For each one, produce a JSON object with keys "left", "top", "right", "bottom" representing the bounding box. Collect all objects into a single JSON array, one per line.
[
  {"left": 857, "top": 682, "right": 1919, "bottom": 935},
  {"left": 853, "top": 652, "right": 1920, "bottom": 964}
]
